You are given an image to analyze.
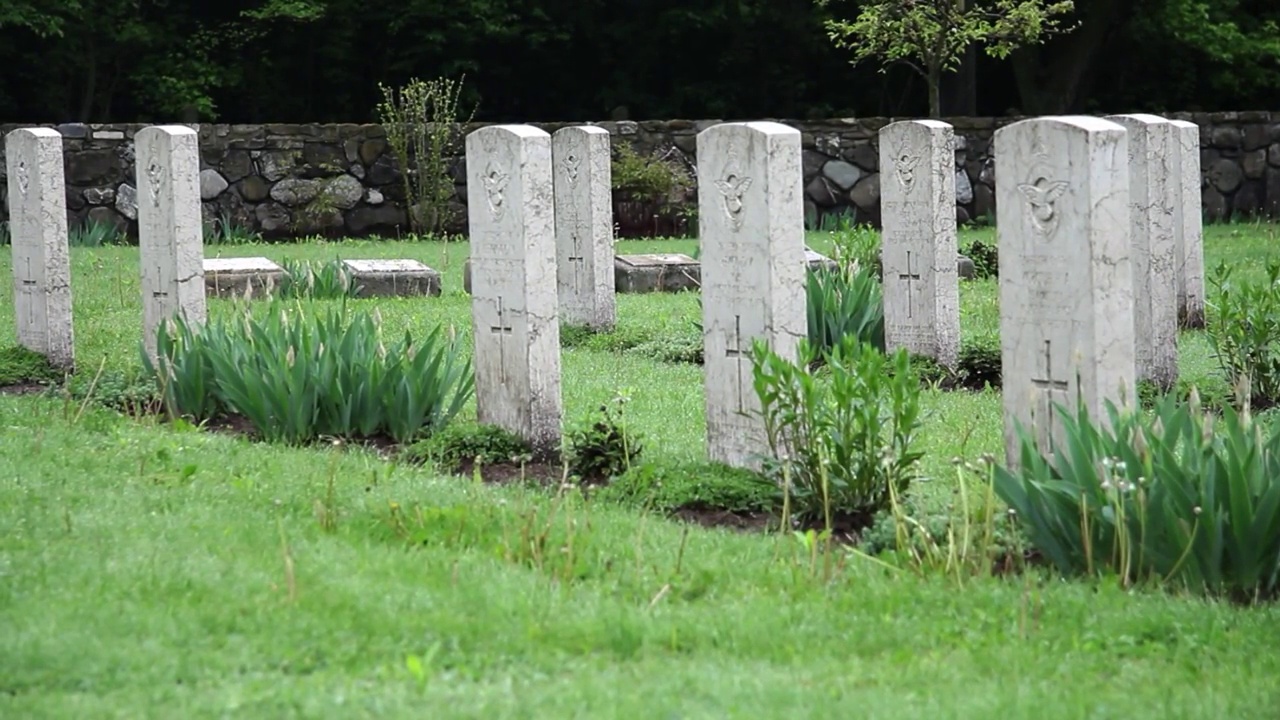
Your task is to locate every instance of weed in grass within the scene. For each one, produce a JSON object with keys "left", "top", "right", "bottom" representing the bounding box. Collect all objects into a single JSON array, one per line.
[
  {"left": 1206, "top": 259, "right": 1280, "bottom": 409},
  {"left": 405, "top": 421, "right": 534, "bottom": 472},
  {"left": 69, "top": 219, "right": 126, "bottom": 248},
  {"left": 565, "top": 390, "right": 643, "bottom": 483},
  {"left": 204, "top": 209, "right": 264, "bottom": 245}
]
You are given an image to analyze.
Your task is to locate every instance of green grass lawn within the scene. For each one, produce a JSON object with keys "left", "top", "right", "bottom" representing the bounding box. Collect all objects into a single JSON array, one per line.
[{"left": 3, "top": 220, "right": 1280, "bottom": 717}]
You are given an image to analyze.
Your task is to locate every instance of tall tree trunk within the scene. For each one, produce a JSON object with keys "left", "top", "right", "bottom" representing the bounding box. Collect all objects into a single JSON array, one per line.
[
  {"left": 928, "top": 64, "right": 943, "bottom": 118},
  {"left": 1010, "top": 0, "right": 1134, "bottom": 114}
]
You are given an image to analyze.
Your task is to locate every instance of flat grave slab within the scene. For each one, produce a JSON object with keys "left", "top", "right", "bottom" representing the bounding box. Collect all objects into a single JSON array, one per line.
[
  {"left": 341, "top": 258, "right": 442, "bottom": 298},
  {"left": 805, "top": 248, "right": 839, "bottom": 272},
  {"left": 614, "top": 253, "right": 701, "bottom": 294},
  {"left": 203, "top": 256, "right": 284, "bottom": 299}
]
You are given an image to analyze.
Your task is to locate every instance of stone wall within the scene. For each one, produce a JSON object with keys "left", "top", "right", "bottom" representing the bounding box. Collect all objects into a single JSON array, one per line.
[{"left": 1, "top": 112, "right": 1278, "bottom": 240}]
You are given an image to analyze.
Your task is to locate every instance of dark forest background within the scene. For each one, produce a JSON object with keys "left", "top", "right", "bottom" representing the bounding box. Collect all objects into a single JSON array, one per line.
[{"left": 1, "top": 0, "right": 1277, "bottom": 124}]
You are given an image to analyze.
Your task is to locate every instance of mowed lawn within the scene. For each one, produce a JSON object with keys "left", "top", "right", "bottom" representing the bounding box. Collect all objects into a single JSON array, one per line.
[{"left": 2, "top": 221, "right": 1280, "bottom": 717}]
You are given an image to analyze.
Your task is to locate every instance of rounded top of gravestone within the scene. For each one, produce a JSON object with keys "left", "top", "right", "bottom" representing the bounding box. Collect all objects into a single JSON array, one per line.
[
  {"left": 1105, "top": 113, "right": 1171, "bottom": 127},
  {"left": 883, "top": 119, "right": 953, "bottom": 133},
  {"left": 553, "top": 125, "right": 609, "bottom": 138},
  {"left": 137, "top": 125, "right": 198, "bottom": 138},
  {"left": 696, "top": 120, "right": 800, "bottom": 140},
  {"left": 468, "top": 124, "right": 551, "bottom": 141},
  {"left": 6, "top": 127, "right": 61, "bottom": 141},
  {"left": 994, "top": 115, "right": 1128, "bottom": 142}
]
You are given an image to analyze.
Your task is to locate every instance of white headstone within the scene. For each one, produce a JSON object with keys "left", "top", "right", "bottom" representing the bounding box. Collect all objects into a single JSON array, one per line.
[
  {"left": 136, "top": 126, "right": 206, "bottom": 359},
  {"left": 878, "top": 119, "right": 961, "bottom": 368},
  {"left": 1106, "top": 113, "right": 1179, "bottom": 390},
  {"left": 697, "top": 121, "right": 807, "bottom": 469},
  {"left": 1169, "top": 119, "right": 1206, "bottom": 329},
  {"left": 995, "top": 116, "right": 1135, "bottom": 466},
  {"left": 4, "top": 128, "right": 74, "bottom": 370},
  {"left": 465, "top": 124, "right": 562, "bottom": 455},
  {"left": 553, "top": 126, "right": 615, "bottom": 330}
]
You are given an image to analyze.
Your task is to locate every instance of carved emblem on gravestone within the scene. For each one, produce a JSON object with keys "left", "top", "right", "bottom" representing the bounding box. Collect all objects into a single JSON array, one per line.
[
  {"left": 563, "top": 149, "right": 581, "bottom": 186},
  {"left": 1016, "top": 177, "right": 1069, "bottom": 236},
  {"left": 14, "top": 160, "right": 30, "bottom": 196},
  {"left": 714, "top": 152, "right": 752, "bottom": 230},
  {"left": 482, "top": 162, "right": 509, "bottom": 219},
  {"left": 146, "top": 161, "right": 166, "bottom": 207},
  {"left": 893, "top": 140, "right": 921, "bottom": 192}
]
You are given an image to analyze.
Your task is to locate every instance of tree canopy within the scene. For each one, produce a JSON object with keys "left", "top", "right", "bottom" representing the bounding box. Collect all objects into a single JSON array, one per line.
[{"left": 0, "top": 0, "right": 1276, "bottom": 123}]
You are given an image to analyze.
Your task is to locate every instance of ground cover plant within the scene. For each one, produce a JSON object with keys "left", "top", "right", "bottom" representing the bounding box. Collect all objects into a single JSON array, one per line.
[{"left": 2, "top": 221, "right": 1280, "bottom": 716}]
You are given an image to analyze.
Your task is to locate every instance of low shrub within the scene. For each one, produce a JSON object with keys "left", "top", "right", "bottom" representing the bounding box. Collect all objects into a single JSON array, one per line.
[
  {"left": 0, "top": 346, "right": 63, "bottom": 387},
  {"left": 994, "top": 391, "right": 1280, "bottom": 604},
  {"left": 565, "top": 392, "right": 643, "bottom": 482},
  {"left": 956, "top": 335, "right": 1002, "bottom": 390},
  {"left": 1206, "top": 260, "right": 1280, "bottom": 409},
  {"left": 627, "top": 333, "right": 704, "bottom": 365},
  {"left": 963, "top": 239, "right": 999, "bottom": 279},
  {"left": 594, "top": 460, "right": 779, "bottom": 516},
  {"left": 751, "top": 334, "right": 924, "bottom": 527},
  {"left": 143, "top": 302, "right": 474, "bottom": 445},
  {"left": 404, "top": 421, "right": 532, "bottom": 473}
]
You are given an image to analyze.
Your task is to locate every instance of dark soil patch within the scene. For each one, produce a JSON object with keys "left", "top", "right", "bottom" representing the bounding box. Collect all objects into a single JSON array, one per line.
[
  {"left": 454, "top": 457, "right": 568, "bottom": 486},
  {"left": 672, "top": 504, "right": 775, "bottom": 533},
  {"left": 0, "top": 382, "right": 52, "bottom": 396},
  {"left": 669, "top": 504, "right": 873, "bottom": 544}
]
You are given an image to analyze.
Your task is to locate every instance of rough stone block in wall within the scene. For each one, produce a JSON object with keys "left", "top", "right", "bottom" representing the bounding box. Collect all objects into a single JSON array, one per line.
[{"left": 0, "top": 113, "right": 1276, "bottom": 240}]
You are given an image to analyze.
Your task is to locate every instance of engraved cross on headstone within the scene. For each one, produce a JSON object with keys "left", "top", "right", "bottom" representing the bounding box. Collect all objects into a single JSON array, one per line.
[
  {"left": 566, "top": 231, "right": 587, "bottom": 294},
  {"left": 19, "top": 257, "right": 37, "bottom": 328},
  {"left": 151, "top": 265, "right": 169, "bottom": 300},
  {"left": 723, "top": 315, "right": 751, "bottom": 412},
  {"left": 899, "top": 250, "right": 922, "bottom": 319},
  {"left": 490, "top": 296, "right": 515, "bottom": 384},
  {"left": 1030, "top": 339, "right": 1070, "bottom": 441}
]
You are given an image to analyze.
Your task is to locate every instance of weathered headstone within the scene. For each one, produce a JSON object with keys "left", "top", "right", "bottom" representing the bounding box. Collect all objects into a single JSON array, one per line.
[
  {"left": 878, "top": 119, "right": 961, "bottom": 368},
  {"left": 552, "top": 126, "right": 615, "bottom": 329},
  {"left": 614, "top": 253, "right": 701, "bottom": 293},
  {"left": 1170, "top": 119, "right": 1206, "bottom": 329},
  {"left": 995, "top": 116, "right": 1135, "bottom": 466},
  {"left": 136, "top": 125, "right": 206, "bottom": 359},
  {"left": 1106, "top": 113, "right": 1179, "bottom": 390},
  {"left": 203, "top": 256, "right": 283, "bottom": 298},
  {"left": 697, "top": 121, "right": 807, "bottom": 469},
  {"left": 465, "top": 124, "right": 562, "bottom": 455},
  {"left": 341, "top": 258, "right": 441, "bottom": 297},
  {"left": 4, "top": 128, "right": 74, "bottom": 370}
]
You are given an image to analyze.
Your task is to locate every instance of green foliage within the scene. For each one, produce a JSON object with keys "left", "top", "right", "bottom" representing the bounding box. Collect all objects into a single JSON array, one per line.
[
  {"left": 566, "top": 391, "right": 644, "bottom": 482},
  {"left": 595, "top": 460, "right": 779, "bottom": 515},
  {"left": 69, "top": 220, "right": 125, "bottom": 248},
  {"left": 0, "top": 345, "right": 63, "bottom": 386},
  {"left": 817, "top": 0, "right": 1078, "bottom": 116},
  {"left": 1206, "top": 260, "right": 1280, "bottom": 408},
  {"left": 627, "top": 333, "right": 705, "bottom": 366},
  {"left": 204, "top": 210, "right": 263, "bottom": 246},
  {"left": 403, "top": 421, "right": 532, "bottom": 473},
  {"left": 957, "top": 335, "right": 1002, "bottom": 389},
  {"left": 751, "top": 334, "right": 925, "bottom": 526},
  {"left": 275, "top": 258, "right": 361, "bottom": 300},
  {"left": 610, "top": 142, "right": 692, "bottom": 203},
  {"left": 964, "top": 239, "right": 999, "bottom": 279},
  {"left": 995, "top": 392, "right": 1280, "bottom": 604},
  {"left": 62, "top": 368, "right": 161, "bottom": 415},
  {"left": 807, "top": 264, "right": 886, "bottom": 359},
  {"left": 376, "top": 75, "right": 476, "bottom": 235},
  {"left": 143, "top": 303, "right": 475, "bottom": 445},
  {"left": 824, "top": 215, "right": 882, "bottom": 279}
]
